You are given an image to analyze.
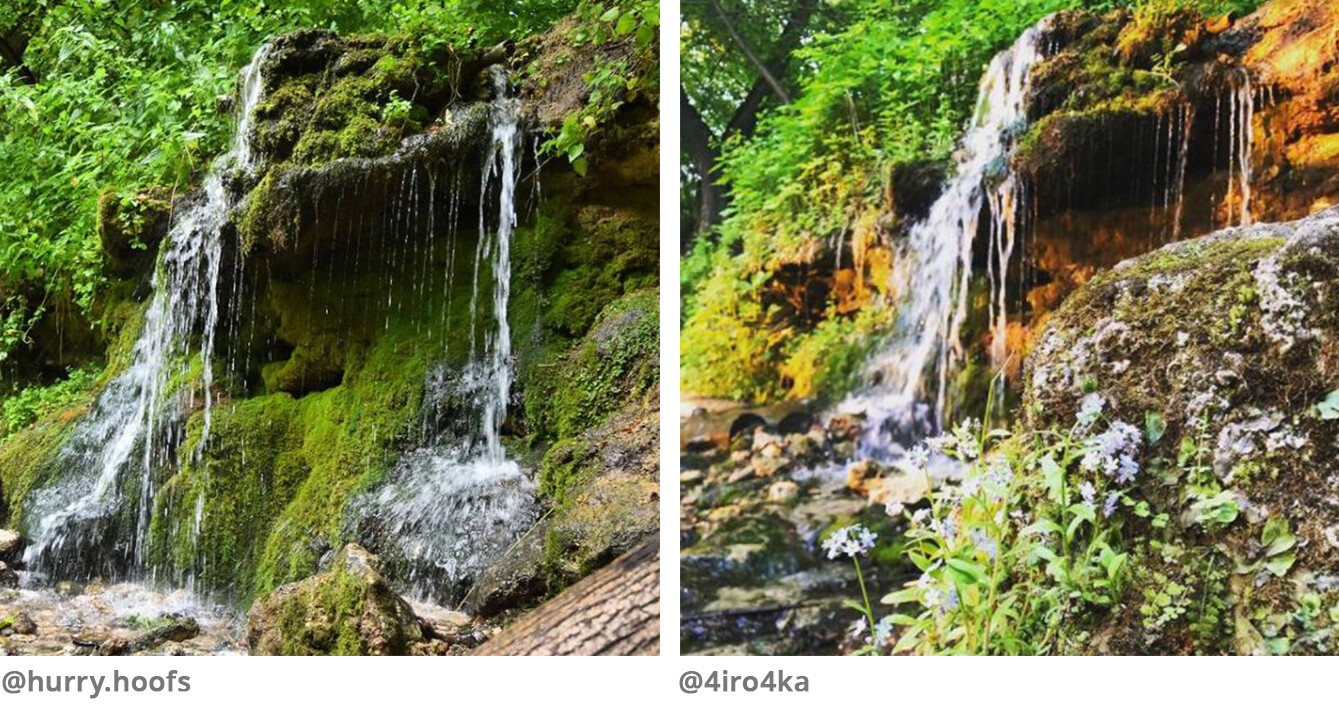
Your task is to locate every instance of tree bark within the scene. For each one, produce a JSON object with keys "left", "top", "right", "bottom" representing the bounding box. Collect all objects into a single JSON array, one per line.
[
  {"left": 682, "top": 90, "right": 724, "bottom": 245},
  {"left": 473, "top": 538, "right": 660, "bottom": 656}
]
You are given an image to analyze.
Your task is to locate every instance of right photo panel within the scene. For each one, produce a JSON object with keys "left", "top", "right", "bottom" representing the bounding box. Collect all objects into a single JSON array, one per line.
[{"left": 680, "top": 0, "right": 1339, "bottom": 656}]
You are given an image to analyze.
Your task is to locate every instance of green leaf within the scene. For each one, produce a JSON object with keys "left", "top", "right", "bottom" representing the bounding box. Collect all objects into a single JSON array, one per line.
[
  {"left": 1314, "top": 390, "right": 1339, "bottom": 420},
  {"left": 1145, "top": 411, "right": 1166, "bottom": 445},
  {"left": 945, "top": 558, "right": 985, "bottom": 586},
  {"left": 881, "top": 587, "right": 919, "bottom": 605},
  {"left": 1040, "top": 455, "right": 1064, "bottom": 502},
  {"left": 1260, "top": 516, "right": 1296, "bottom": 557},
  {"left": 571, "top": 156, "right": 588, "bottom": 176},
  {"left": 1177, "top": 436, "right": 1197, "bottom": 467},
  {"left": 615, "top": 11, "right": 637, "bottom": 36},
  {"left": 599, "top": 6, "right": 620, "bottom": 22},
  {"left": 1188, "top": 491, "right": 1239, "bottom": 526},
  {"left": 1068, "top": 503, "right": 1096, "bottom": 522}
]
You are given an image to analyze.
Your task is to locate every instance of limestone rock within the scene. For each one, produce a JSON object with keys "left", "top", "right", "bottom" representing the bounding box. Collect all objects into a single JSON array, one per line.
[
  {"left": 767, "top": 480, "right": 800, "bottom": 504},
  {"left": 247, "top": 544, "right": 423, "bottom": 656},
  {"left": 1023, "top": 207, "right": 1339, "bottom": 654},
  {"left": 0, "top": 529, "right": 21, "bottom": 561}
]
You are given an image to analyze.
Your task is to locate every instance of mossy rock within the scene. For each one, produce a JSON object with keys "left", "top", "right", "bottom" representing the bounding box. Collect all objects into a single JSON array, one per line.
[
  {"left": 1023, "top": 207, "right": 1339, "bottom": 654},
  {"left": 97, "top": 187, "right": 174, "bottom": 279},
  {"left": 247, "top": 543, "right": 423, "bottom": 655}
]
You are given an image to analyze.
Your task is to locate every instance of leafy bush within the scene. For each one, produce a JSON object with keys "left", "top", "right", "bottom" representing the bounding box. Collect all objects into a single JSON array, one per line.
[{"left": 0, "top": 364, "right": 99, "bottom": 439}]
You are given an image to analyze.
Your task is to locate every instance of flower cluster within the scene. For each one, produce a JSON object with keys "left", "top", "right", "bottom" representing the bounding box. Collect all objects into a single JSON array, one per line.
[
  {"left": 1080, "top": 421, "right": 1142, "bottom": 484},
  {"left": 822, "top": 523, "right": 877, "bottom": 559}
]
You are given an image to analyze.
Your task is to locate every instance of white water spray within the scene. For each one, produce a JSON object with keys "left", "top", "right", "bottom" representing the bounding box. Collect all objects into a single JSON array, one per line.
[{"left": 351, "top": 67, "right": 536, "bottom": 603}]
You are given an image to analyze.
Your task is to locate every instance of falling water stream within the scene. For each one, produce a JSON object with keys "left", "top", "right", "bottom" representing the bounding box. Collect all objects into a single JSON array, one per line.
[
  {"left": 835, "top": 22, "right": 1048, "bottom": 460},
  {"left": 21, "top": 45, "right": 272, "bottom": 577},
  {"left": 350, "top": 67, "right": 537, "bottom": 604},
  {"left": 836, "top": 16, "right": 1261, "bottom": 463}
]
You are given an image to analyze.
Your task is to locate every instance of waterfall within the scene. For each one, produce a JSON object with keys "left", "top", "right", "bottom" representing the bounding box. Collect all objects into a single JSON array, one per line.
[
  {"left": 1234, "top": 70, "right": 1254, "bottom": 226},
  {"left": 350, "top": 67, "right": 536, "bottom": 604},
  {"left": 835, "top": 21, "right": 1048, "bottom": 459},
  {"left": 21, "top": 45, "right": 271, "bottom": 577}
]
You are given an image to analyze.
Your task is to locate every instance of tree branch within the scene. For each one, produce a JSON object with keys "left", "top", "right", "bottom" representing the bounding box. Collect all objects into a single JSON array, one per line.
[{"left": 707, "top": 0, "right": 791, "bottom": 104}]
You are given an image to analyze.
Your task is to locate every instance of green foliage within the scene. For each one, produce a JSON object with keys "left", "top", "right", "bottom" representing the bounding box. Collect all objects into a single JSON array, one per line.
[
  {"left": 379, "top": 91, "right": 417, "bottom": 129},
  {"left": 871, "top": 402, "right": 1149, "bottom": 654},
  {"left": 539, "top": 0, "right": 659, "bottom": 176},
  {"left": 0, "top": 364, "right": 99, "bottom": 440}
]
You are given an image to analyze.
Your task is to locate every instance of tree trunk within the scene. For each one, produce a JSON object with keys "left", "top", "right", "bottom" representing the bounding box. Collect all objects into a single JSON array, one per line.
[
  {"left": 680, "top": 0, "right": 820, "bottom": 247},
  {"left": 473, "top": 538, "right": 660, "bottom": 656}
]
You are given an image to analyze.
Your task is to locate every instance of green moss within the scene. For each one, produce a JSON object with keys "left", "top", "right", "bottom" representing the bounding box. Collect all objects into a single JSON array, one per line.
[
  {"left": 524, "top": 288, "right": 658, "bottom": 442},
  {"left": 257, "top": 546, "right": 421, "bottom": 655},
  {"left": 0, "top": 420, "right": 75, "bottom": 528},
  {"left": 535, "top": 437, "right": 593, "bottom": 505}
]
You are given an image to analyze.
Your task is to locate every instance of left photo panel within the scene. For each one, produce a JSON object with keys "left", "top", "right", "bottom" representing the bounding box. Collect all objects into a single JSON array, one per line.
[{"left": 0, "top": 0, "right": 660, "bottom": 656}]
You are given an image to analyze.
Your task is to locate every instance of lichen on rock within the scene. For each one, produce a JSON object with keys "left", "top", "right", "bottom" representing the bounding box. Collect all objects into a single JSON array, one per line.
[{"left": 1023, "top": 207, "right": 1339, "bottom": 653}]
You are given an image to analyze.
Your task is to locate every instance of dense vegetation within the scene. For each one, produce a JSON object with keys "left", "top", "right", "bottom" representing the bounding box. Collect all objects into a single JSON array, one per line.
[
  {"left": 680, "top": 0, "right": 1261, "bottom": 403},
  {"left": 0, "top": 0, "right": 652, "bottom": 379}
]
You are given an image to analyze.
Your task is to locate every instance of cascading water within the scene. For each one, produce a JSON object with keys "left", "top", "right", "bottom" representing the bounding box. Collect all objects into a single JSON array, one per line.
[
  {"left": 836, "top": 22, "right": 1048, "bottom": 460},
  {"left": 350, "top": 67, "right": 537, "bottom": 604},
  {"left": 21, "top": 45, "right": 272, "bottom": 578}
]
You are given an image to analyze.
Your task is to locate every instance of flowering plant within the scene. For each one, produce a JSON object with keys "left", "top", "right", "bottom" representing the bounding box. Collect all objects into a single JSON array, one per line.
[{"left": 868, "top": 392, "right": 1145, "bottom": 654}]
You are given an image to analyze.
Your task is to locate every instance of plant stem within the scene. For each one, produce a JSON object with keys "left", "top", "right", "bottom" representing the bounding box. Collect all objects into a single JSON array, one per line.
[{"left": 853, "top": 557, "right": 877, "bottom": 648}]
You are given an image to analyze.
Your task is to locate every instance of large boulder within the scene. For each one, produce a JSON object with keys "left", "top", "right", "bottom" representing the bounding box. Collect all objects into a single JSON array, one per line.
[
  {"left": 247, "top": 544, "right": 423, "bottom": 655},
  {"left": 1024, "top": 207, "right": 1339, "bottom": 654}
]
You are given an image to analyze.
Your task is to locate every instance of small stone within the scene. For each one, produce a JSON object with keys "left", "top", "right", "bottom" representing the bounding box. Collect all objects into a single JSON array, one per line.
[
  {"left": 0, "top": 529, "right": 20, "bottom": 560},
  {"left": 786, "top": 433, "right": 818, "bottom": 460},
  {"left": 10, "top": 613, "right": 36, "bottom": 636},
  {"left": 828, "top": 413, "right": 863, "bottom": 442},
  {"left": 846, "top": 460, "right": 883, "bottom": 495},
  {"left": 55, "top": 581, "right": 82, "bottom": 597},
  {"left": 768, "top": 481, "right": 800, "bottom": 504},
  {"left": 683, "top": 436, "right": 718, "bottom": 453},
  {"left": 730, "top": 450, "right": 751, "bottom": 463},
  {"left": 752, "top": 429, "right": 784, "bottom": 452},
  {"left": 0, "top": 562, "right": 17, "bottom": 589},
  {"left": 680, "top": 470, "right": 705, "bottom": 485},
  {"left": 870, "top": 469, "right": 930, "bottom": 507},
  {"left": 727, "top": 465, "right": 756, "bottom": 483},
  {"left": 751, "top": 455, "right": 791, "bottom": 478},
  {"left": 832, "top": 441, "right": 856, "bottom": 461}
]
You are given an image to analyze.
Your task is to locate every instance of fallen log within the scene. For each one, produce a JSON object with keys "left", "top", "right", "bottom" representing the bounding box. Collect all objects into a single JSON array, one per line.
[{"left": 474, "top": 538, "right": 659, "bottom": 656}]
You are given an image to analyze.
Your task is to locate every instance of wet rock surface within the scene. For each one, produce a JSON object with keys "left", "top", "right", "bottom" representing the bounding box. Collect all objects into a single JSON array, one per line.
[
  {"left": 680, "top": 402, "right": 913, "bottom": 655},
  {"left": 0, "top": 580, "right": 243, "bottom": 656}
]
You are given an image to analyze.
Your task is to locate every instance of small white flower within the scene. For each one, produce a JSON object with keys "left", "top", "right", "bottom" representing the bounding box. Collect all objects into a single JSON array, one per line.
[
  {"left": 1103, "top": 492, "right": 1120, "bottom": 517},
  {"left": 872, "top": 615, "right": 894, "bottom": 645},
  {"left": 884, "top": 500, "right": 905, "bottom": 517},
  {"left": 822, "top": 523, "right": 877, "bottom": 559},
  {"left": 1076, "top": 393, "right": 1105, "bottom": 428},
  {"left": 1079, "top": 481, "right": 1097, "bottom": 506}
]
